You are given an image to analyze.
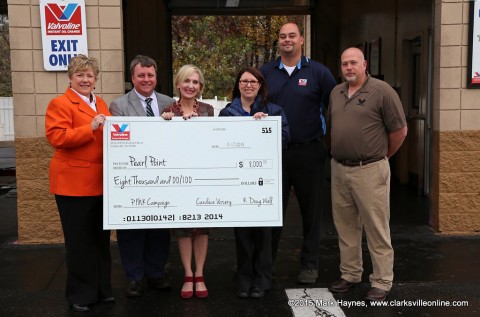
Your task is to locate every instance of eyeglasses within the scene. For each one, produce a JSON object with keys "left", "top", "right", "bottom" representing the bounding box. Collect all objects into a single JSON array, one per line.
[{"left": 239, "top": 80, "right": 260, "bottom": 87}]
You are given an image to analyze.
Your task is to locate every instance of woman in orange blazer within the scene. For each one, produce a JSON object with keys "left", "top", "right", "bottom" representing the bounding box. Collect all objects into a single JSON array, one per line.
[{"left": 45, "top": 55, "right": 112, "bottom": 312}]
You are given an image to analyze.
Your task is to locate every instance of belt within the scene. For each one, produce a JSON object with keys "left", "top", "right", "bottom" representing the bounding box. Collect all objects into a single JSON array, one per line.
[
  {"left": 287, "top": 137, "right": 322, "bottom": 150},
  {"left": 335, "top": 157, "right": 384, "bottom": 167}
]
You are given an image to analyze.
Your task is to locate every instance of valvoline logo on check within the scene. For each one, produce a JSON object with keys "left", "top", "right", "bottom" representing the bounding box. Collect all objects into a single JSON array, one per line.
[
  {"left": 111, "top": 123, "right": 130, "bottom": 140},
  {"left": 45, "top": 3, "right": 82, "bottom": 35},
  {"left": 473, "top": 72, "right": 480, "bottom": 84}
]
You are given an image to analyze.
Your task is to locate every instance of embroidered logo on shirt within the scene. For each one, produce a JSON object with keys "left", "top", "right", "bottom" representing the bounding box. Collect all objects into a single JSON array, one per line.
[
  {"left": 357, "top": 98, "right": 367, "bottom": 106},
  {"left": 298, "top": 79, "right": 307, "bottom": 86}
]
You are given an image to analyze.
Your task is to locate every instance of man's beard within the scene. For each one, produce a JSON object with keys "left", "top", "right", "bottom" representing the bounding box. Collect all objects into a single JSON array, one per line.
[{"left": 345, "top": 74, "right": 357, "bottom": 83}]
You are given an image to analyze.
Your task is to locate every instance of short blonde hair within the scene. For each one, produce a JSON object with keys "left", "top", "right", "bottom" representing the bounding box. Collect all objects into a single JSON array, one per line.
[
  {"left": 68, "top": 54, "right": 99, "bottom": 79},
  {"left": 174, "top": 64, "right": 205, "bottom": 98}
]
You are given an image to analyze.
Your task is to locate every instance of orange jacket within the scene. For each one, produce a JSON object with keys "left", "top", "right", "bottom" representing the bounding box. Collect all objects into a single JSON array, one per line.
[{"left": 45, "top": 88, "right": 111, "bottom": 196}]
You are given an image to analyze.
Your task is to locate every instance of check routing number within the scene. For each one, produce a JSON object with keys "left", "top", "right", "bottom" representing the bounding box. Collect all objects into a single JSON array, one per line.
[{"left": 103, "top": 116, "right": 282, "bottom": 229}]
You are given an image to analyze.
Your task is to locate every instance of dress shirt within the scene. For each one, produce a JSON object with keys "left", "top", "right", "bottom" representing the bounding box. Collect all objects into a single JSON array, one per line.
[
  {"left": 134, "top": 89, "right": 160, "bottom": 116},
  {"left": 70, "top": 88, "right": 97, "bottom": 112}
]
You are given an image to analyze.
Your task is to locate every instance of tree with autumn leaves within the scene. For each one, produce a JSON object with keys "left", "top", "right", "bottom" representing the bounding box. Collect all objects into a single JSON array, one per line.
[
  {"left": 172, "top": 15, "right": 305, "bottom": 99},
  {"left": 0, "top": 14, "right": 11, "bottom": 97}
]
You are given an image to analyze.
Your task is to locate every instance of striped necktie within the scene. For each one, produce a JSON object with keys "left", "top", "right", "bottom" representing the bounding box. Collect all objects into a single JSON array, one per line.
[{"left": 145, "top": 97, "right": 154, "bottom": 117}]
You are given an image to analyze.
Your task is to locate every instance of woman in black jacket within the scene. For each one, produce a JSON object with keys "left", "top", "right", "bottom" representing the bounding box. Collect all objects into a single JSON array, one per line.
[{"left": 219, "top": 66, "right": 289, "bottom": 298}]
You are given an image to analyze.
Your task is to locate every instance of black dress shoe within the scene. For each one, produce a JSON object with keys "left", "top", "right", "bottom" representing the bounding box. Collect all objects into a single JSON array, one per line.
[
  {"left": 236, "top": 288, "right": 250, "bottom": 298},
  {"left": 101, "top": 296, "right": 115, "bottom": 303},
  {"left": 249, "top": 287, "right": 265, "bottom": 298},
  {"left": 148, "top": 277, "right": 172, "bottom": 290},
  {"left": 365, "top": 287, "right": 390, "bottom": 301},
  {"left": 328, "top": 278, "right": 360, "bottom": 293},
  {"left": 71, "top": 304, "right": 90, "bottom": 312},
  {"left": 126, "top": 280, "right": 143, "bottom": 298}
]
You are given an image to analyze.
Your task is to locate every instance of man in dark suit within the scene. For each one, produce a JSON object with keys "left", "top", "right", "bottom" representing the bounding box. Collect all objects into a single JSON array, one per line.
[{"left": 110, "top": 55, "right": 175, "bottom": 297}]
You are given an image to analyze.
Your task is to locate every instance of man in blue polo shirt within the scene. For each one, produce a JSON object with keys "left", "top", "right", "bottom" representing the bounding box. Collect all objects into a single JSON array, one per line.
[{"left": 260, "top": 22, "right": 336, "bottom": 284}]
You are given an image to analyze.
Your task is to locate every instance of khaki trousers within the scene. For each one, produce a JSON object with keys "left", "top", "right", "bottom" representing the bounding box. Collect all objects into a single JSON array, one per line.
[{"left": 331, "top": 158, "right": 393, "bottom": 291}]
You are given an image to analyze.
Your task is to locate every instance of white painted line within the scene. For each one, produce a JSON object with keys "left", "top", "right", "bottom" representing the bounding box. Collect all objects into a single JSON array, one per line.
[{"left": 286, "top": 288, "right": 346, "bottom": 317}]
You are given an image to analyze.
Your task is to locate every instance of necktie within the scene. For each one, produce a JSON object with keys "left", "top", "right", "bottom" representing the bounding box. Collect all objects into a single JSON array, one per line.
[{"left": 145, "top": 97, "right": 154, "bottom": 117}]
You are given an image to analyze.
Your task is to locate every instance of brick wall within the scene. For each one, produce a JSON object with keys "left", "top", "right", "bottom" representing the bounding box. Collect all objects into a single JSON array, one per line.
[
  {"left": 431, "top": 131, "right": 480, "bottom": 233},
  {"left": 8, "top": 0, "right": 124, "bottom": 243},
  {"left": 15, "top": 137, "right": 60, "bottom": 243},
  {"left": 432, "top": 0, "right": 480, "bottom": 234}
]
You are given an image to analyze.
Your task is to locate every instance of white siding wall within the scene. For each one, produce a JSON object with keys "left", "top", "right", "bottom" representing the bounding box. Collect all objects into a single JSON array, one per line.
[{"left": 0, "top": 98, "right": 14, "bottom": 141}]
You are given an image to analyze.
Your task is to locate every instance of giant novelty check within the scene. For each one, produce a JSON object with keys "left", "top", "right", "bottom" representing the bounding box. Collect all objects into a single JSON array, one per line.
[{"left": 103, "top": 116, "right": 282, "bottom": 229}]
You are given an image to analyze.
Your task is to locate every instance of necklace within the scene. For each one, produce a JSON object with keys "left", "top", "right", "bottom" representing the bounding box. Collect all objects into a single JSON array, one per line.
[{"left": 175, "top": 99, "right": 199, "bottom": 115}]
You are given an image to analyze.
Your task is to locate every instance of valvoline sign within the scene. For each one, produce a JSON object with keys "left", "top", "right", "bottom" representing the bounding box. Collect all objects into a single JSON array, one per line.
[
  {"left": 473, "top": 72, "right": 480, "bottom": 84},
  {"left": 111, "top": 124, "right": 131, "bottom": 140},
  {"left": 468, "top": 0, "right": 480, "bottom": 88},
  {"left": 45, "top": 3, "right": 82, "bottom": 35},
  {"left": 39, "top": 0, "right": 88, "bottom": 71}
]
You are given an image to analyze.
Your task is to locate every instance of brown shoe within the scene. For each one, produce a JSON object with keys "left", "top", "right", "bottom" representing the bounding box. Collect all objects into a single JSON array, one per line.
[
  {"left": 365, "top": 287, "right": 389, "bottom": 301},
  {"left": 328, "top": 278, "right": 360, "bottom": 293}
]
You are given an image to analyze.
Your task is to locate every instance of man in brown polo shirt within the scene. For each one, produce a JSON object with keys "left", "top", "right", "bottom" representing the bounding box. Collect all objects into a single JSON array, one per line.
[{"left": 327, "top": 47, "right": 407, "bottom": 301}]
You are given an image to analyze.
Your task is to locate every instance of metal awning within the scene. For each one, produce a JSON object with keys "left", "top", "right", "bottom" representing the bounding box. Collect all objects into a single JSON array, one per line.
[
  {"left": 166, "top": 0, "right": 312, "bottom": 8},
  {"left": 165, "top": 0, "right": 314, "bottom": 14}
]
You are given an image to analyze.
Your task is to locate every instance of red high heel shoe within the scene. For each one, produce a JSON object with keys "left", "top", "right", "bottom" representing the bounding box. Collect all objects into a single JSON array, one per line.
[
  {"left": 194, "top": 276, "right": 208, "bottom": 298},
  {"left": 180, "top": 276, "right": 194, "bottom": 299}
]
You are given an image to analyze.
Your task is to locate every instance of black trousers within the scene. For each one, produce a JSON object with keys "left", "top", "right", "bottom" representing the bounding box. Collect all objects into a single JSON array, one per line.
[
  {"left": 273, "top": 141, "right": 327, "bottom": 269},
  {"left": 116, "top": 228, "right": 170, "bottom": 281},
  {"left": 235, "top": 227, "right": 272, "bottom": 291},
  {"left": 55, "top": 195, "right": 112, "bottom": 305}
]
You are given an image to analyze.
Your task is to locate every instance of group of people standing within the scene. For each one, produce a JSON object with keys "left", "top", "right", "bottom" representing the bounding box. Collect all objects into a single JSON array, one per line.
[{"left": 44, "top": 22, "right": 407, "bottom": 312}]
